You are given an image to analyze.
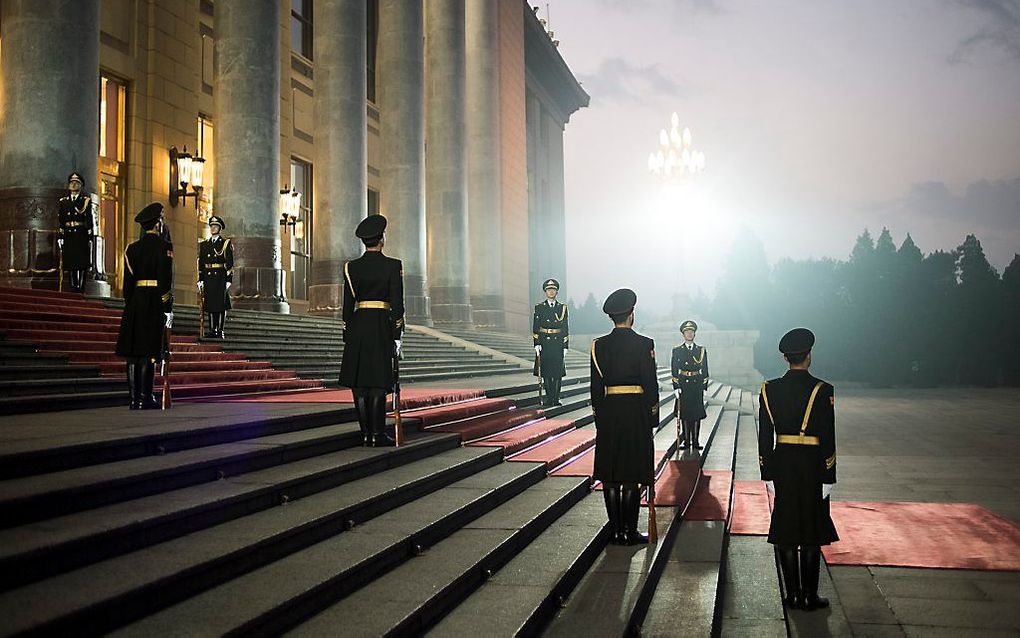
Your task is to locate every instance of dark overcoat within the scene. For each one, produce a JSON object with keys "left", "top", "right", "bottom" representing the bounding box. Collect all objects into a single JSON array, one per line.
[
  {"left": 338, "top": 251, "right": 405, "bottom": 390},
  {"left": 671, "top": 342, "right": 709, "bottom": 420},
  {"left": 758, "top": 369, "right": 839, "bottom": 546},
  {"left": 58, "top": 194, "right": 94, "bottom": 270},
  {"left": 198, "top": 236, "right": 234, "bottom": 313},
  {"left": 591, "top": 327, "right": 660, "bottom": 485},
  {"left": 532, "top": 300, "right": 568, "bottom": 378},
  {"left": 115, "top": 232, "right": 173, "bottom": 359}
]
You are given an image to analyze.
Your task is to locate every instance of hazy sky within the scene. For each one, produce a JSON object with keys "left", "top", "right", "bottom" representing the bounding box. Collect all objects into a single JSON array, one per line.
[{"left": 547, "top": 0, "right": 1020, "bottom": 313}]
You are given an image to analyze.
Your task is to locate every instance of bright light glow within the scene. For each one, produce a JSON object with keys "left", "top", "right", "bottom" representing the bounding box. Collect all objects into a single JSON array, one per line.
[
  {"left": 176, "top": 148, "right": 192, "bottom": 186},
  {"left": 191, "top": 157, "right": 206, "bottom": 189}
]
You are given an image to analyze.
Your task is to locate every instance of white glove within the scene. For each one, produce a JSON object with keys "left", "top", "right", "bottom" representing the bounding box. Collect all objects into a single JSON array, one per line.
[
  {"left": 535, "top": 345, "right": 542, "bottom": 355},
  {"left": 822, "top": 484, "right": 833, "bottom": 500},
  {"left": 765, "top": 481, "right": 775, "bottom": 497},
  {"left": 225, "top": 281, "right": 232, "bottom": 290},
  {"left": 164, "top": 312, "right": 174, "bottom": 329},
  {"left": 197, "top": 281, "right": 204, "bottom": 291},
  {"left": 673, "top": 389, "right": 681, "bottom": 400},
  {"left": 395, "top": 340, "right": 402, "bottom": 357},
  {"left": 57, "top": 238, "right": 64, "bottom": 249}
]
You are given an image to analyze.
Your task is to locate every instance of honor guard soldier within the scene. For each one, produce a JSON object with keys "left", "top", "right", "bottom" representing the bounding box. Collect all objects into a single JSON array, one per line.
[
  {"left": 115, "top": 203, "right": 174, "bottom": 410},
  {"left": 758, "top": 328, "right": 838, "bottom": 611},
  {"left": 197, "top": 216, "right": 233, "bottom": 339},
  {"left": 338, "top": 214, "right": 405, "bottom": 447},
  {"left": 591, "top": 289, "right": 659, "bottom": 545},
  {"left": 533, "top": 278, "right": 569, "bottom": 406},
  {"left": 671, "top": 320, "right": 709, "bottom": 449},
  {"left": 57, "top": 172, "right": 94, "bottom": 292}
]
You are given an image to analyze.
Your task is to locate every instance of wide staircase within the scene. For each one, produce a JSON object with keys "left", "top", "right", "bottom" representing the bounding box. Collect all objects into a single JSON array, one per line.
[
  {"left": 0, "top": 359, "right": 763, "bottom": 636},
  {"left": 444, "top": 327, "right": 590, "bottom": 369},
  {"left": 0, "top": 288, "right": 526, "bottom": 414}
]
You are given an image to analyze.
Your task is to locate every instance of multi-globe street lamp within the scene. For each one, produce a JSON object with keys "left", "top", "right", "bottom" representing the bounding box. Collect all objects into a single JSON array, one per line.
[{"left": 647, "top": 112, "right": 706, "bottom": 182}]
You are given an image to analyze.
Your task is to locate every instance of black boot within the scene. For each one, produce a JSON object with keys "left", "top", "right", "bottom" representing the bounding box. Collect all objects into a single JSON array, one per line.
[
  {"left": 204, "top": 313, "right": 215, "bottom": 339},
  {"left": 549, "top": 376, "right": 562, "bottom": 406},
  {"left": 692, "top": 420, "right": 703, "bottom": 449},
  {"left": 801, "top": 546, "right": 830, "bottom": 611},
  {"left": 681, "top": 420, "right": 691, "bottom": 449},
  {"left": 778, "top": 546, "right": 802, "bottom": 610},
  {"left": 127, "top": 362, "right": 140, "bottom": 410},
  {"left": 622, "top": 486, "right": 649, "bottom": 545},
  {"left": 369, "top": 395, "right": 395, "bottom": 447},
  {"left": 353, "top": 393, "right": 371, "bottom": 446},
  {"left": 216, "top": 312, "right": 226, "bottom": 339},
  {"left": 603, "top": 484, "right": 624, "bottom": 545},
  {"left": 140, "top": 361, "right": 160, "bottom": 409}
]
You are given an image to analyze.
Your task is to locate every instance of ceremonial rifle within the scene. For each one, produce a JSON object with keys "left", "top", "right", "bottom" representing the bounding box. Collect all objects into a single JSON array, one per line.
[
  {"left": 58, "top": 240, "right": 64, "bottom": 292},
  {"left": 161, "top": 326, "right": 173, "bottom": 410},
  {"left": 198, "top": 286, "right": 205, "bottom": 339},
  {"left": 536, "top": 351, "right": 545, "bottom": 405},
  {"left": 392, "top": 346, "right": 404, "bottom": 446},
  {"left": 647, "top": 482, "right": 659, "bottom": 544}
]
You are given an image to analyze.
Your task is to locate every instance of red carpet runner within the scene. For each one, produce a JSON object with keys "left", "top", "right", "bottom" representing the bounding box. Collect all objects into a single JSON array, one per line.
[
  {"left": 823, "top": 501, "right": 1020, "bottom": 571},
  {"left": 684, "top": 470, "right": 733, "bottom": 520},
  {"left": 728, "top": 480, "right": 772, "bottom": 535},
  {"left": 212, "top": 388, "right": 484, "bottom": 408}
]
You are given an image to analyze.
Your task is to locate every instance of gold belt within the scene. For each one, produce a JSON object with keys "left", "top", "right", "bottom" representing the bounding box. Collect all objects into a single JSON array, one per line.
[
  {"left": 777, "top": 434, "right": 820, "bottom": 446},
  {"left": 64, "top": 221, "right": 86, "bottom": 228},
  {"left": 606, "top": 385, "right": 644, "bottom": 395},
  {"left": 136, "top": 280, "right": 158, "bottom": 287},
  {"left": 356, "top": 301, "right": 391, "bottom": 310},
  {"left": 203, "top": 263, "right": 225, "bottom": 269},
  {"left": 539, "top": 328, "right": 562, "bottom": 334},
  {"left": 678, "top": 370, "right": 701, "bottom": 377}
]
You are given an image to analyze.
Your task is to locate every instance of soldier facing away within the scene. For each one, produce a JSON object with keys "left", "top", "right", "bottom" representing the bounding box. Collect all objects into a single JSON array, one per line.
[
  {"left": 533, "top": 278, "right": 569, "bottom": 406},
  {"left": 57, "top": 172, "right": 94, "bottom": 293},
  {"left": 758, "top": 327, "right": 838, "bottom": 611},
  {"left": 115, "top": 203, "right": 174, "bottom": 410},
  {"left": 591, "top": 288, "right": 659, "bottom": 545},
  {"left": 338, "top": 214, "right": 405, "bottom": 447},
  {"left": 671, "top": 320, "right": 709, "bottom": 450},
  {"left": 197, "top": 216, "right": 233, "bottom": 339}
]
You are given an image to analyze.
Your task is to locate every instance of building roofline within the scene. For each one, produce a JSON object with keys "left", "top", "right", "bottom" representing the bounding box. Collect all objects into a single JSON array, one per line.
[{"left": 522, "top": 2, "right": 590, "bottom": 123}]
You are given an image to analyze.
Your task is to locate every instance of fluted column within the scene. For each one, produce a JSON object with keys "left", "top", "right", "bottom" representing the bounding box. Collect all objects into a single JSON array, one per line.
[
  {"left": 309, "top": 0, "right": 367, "bottom": 316},
  {"left": 379, "top": 0, "right": 430, "bottom": 325},
  {"left": 215, "top": 0, "right": 288, "bottom": 312},
  {"left": 0, "top": 0, "right": 100, "bottom": 290},
  {"left": 466, "top": 0, "right": 503, "bottom": 329},
  {"left": 425, "top": 0, "right": 473, "bottom": 326}
]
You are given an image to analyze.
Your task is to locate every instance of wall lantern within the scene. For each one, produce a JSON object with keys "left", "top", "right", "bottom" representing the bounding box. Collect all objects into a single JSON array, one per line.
[
  {"left": 169, "top": 145, "right": 205, "bottom": 208},
  {"left": 279, "top": 185, "right": 302, "bottom": 229}
]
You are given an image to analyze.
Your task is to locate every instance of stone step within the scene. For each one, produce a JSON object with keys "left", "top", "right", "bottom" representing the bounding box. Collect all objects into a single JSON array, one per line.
[
  {"left": 0, "top": 390, "right": 128, "bottom": 415},
  {"left": 0, "top": 431, "right": 463, "bottom": 592},
  {"left": 0, "top": 376, "right": 124, "bottom": 398},
  {"left": 289, "top": 475, "right": 590, "bottom": 637},
  {"left": 0, "top": 364, "right": 102, "bottom": 380},
  {"left": 108, "top": 462, "right": 549, "bottom": 637}
]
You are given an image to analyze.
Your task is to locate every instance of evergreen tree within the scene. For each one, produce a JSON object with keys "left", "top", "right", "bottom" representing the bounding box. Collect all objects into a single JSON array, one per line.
[
  {"left": 1003, "top": 254, "right": 1020, "bottom": 385},
  {"left": 955, "top": 235, "right": 1002, "bottom": 385}
]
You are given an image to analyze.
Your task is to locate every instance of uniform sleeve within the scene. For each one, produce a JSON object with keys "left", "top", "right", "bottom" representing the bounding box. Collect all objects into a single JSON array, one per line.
[
  {"left": 671, "top": 347, "right": 680, "bottom": 389},
  {"left": 758, "top": 383, "right": 775, "bottom": 481},
  {"left": 158, "top": 242, "right": 174, "bottom": 313},
  {"left": 390, "top": 259, "right": 405, "bottom": 340},
  {"left": 819, "top": 383, "right": 837, "bottom": 484},
  {"left": 562, "top": 305, "right": 569, "bottom": 346},
  {"left": 532, "top": 306, "right": 540, "bottom": 346},
  {"left": 225, "top": 240, "right": 234, "bottom": 282},
  {"left": 642, "top": 338, "right": 660, "bottom": 419},
  {"left": 590, "top": 340, "right": 604, "bottom": 418},
  {"left": 702, "top": 348, "right": 710, "bottom": 389},
  {"left": 86, "top": 198, "right": 95, "bottom": 238},
  {"left": 122, "top": 247, "right": 136, "bottom": 304},
  {"left": 341, "top": 261, "right": 354, "bottom": 331},
  {"left": 57, "top": 201, "right": 67, "bottom": 240}
]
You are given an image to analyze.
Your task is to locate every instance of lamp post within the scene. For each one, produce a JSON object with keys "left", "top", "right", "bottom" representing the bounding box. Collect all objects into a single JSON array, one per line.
[
  {"left": 647, "top": 112, "right": 706, "bottom": 183},
  {"left": 169, "top": 145, "right": 205, "bottom": 207}
]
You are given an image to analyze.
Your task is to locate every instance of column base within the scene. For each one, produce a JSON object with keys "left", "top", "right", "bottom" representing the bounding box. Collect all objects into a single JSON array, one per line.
[
  {"left": 470, "top": 294, "right": 505, "bottom": 331},
  {"left": 404, "top": 273, "right": 431, "bottom": 326},
  {"left": 308, "top": 282, "right": 343, "bottom": 317},
  {"left": 430, "top": 285, "right": 473, "bottom": 327},
  {"left": 229, "top": 236, "right": 290, "bottom": 314}
]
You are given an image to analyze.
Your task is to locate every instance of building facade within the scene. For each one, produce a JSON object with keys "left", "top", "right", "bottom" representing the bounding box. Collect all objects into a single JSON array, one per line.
[{"left": 0, "top": 0, "right": 587, "bottom": 333}]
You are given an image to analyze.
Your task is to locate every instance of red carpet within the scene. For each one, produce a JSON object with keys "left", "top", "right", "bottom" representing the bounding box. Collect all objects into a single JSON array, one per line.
[
  {"left": 550, "top": 448, "right": 668, "bottom": 483},
  {"left": 509, "top": 429, "right": 596, "bottom": 469},
  {"left": 211, "top": 388, "right": 484, "bottom": 410},
  {"left": 431, "top": 408, "right": 543, "bottom": 442},
  {"left": 467, "top": 418, "right": 577, "bottom": 456},
  {"left": 729, "top": 480, "right": 773, "bottom": 535},
  {"left": 409, "top": 397, "right": 512, "bottom": 426},
  {"left": 642, "top": 459, "right": 702, "bottom": 507},
  {"left": 823, "top": 502, "right": 1020, "bottom": 571},
  {"left": 684, "top": 470, "right": 733, "bottom": 520}
]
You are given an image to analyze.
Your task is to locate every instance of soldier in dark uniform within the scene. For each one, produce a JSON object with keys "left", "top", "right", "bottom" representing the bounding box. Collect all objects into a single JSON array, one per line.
[
  {"left": 671, "top": 320, "right": 709, "bottom": 450},
  {"left": 115, "top": 203, "right": 174, "bottom": 410},
  {"left": 758, "top": 328, "right": 838, "bottom": 611},
  {"left": 591, "top": 288, "right": 660, "bottom": 545},
  {"left": 57, "top": 172, "right": 94, "bottom": 292},
  {"left": 197, "top": 216, "right": 233, "bottom": 339},
  {"left": 533, "top": 278, "right": 569, "bottom": 406},
  {"left": 338, "top": 214, "right": 405, "bottom": 447}
]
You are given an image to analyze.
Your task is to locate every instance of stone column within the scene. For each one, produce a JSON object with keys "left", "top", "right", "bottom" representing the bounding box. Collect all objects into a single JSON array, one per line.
[
  {"left": 214, "top": 0, "right": 288, "bottom": 312},
  {"left": 379, "top": 0, "right": 430, "bottom": 325},
  {"left": 465, "top": 0, "right": 503, "bottom": 330},
  {"left": 545, "top": 112, "right": 568, "bottom": 294},
  {"left": 425, "top": 0, "right": 473, "bottom": 326},
  {"left": 0, "top": 0, "right": 100, "bottom": 290},
  {"left": 309, "top": 0, "right": 366, "bottom": 317}
]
